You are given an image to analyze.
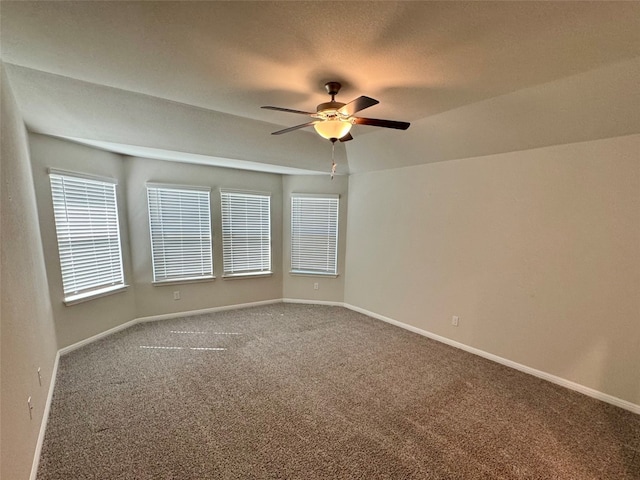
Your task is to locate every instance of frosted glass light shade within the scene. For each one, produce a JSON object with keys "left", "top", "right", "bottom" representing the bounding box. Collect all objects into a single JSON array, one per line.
[{"left": 314, "top": 119, "right": 352, "bottom": 140}]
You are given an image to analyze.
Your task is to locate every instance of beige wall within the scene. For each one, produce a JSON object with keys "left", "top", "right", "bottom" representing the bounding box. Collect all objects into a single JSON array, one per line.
[
  {"left": 5, "top": 63, "right": 337, "bottom": 174},
  {"left": 345, "top": 134, "right": 640, "bottom": 405},
  {"left": 28, "top": 137, "right": 289, "bottom": 341},
  {"left": 124, "top": 156, "right": 284, "bottom": 318},
  {"left": 27, "top": 135, "right": 349, "bottom": 347},
  {"left": 346, "top": 57, "right": 640, "bottom": 173},
  {"left": 282, "top": 175, "right": 349, "bottom": 302},
  {"left": 1, "top": 66, "right": 58, "bottom": 480},
  {"left": 8, "top": 62, "right": 637, "bottom": 480},
  {"left": 29, "top": 134, "right": 137, "bottom": 348}
]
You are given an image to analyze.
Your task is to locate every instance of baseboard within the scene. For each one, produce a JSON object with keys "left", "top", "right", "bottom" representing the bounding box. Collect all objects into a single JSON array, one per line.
[
  {"left": 282, "top": 298, "right": 345, "bottom": 307},
  {"left": 135, "top": 299, "right": 282, "bottom": 324},
  {"left": 54, "top": 298, "right": 640, "bottom": 414},
  {"left": 58, "top": 317, "right": 141, "bottom": 356},
  {"left": 59, "top": 299, "right": 283, "bottom": 356},
  {"left": 30, "top": 351, "right": 60, "bottom": 480},
  {"left": 344, "top": 303, "right": 640, "bottom": 415}
]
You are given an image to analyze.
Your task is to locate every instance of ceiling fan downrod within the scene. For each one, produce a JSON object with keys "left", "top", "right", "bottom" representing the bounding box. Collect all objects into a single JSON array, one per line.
[{"left": 324, "top": 81, "right": 342, "bottom": 102}]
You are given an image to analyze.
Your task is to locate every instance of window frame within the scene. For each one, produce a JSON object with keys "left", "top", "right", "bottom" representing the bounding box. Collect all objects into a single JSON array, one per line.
[
  {"left": 220, "top": 189, "right": 272, "bottom": 278},
  {"left": 49, "top": 169, "right": 126, "bottom": 305},
  {"left": 290, "top": 193, "right": 339, "bottom": 277},
  {"left": 146, "top": 183, "right": 214, "bottom": 284}
]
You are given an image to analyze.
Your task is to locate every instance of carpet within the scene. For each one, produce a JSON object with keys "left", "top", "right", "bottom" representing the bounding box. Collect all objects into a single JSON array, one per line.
[{"left": 37, "top": 304, "right": 640, "bottom": 479}]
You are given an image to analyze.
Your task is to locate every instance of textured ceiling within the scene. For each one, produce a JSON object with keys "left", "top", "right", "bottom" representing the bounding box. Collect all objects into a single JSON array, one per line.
[{"left": 2, "top": 1, "right": 639, "bottom": 174}]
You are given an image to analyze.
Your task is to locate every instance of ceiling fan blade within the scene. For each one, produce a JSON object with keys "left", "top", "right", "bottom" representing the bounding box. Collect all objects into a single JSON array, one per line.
[
  {"left": 262, "top": 106, "right": 316, "bottom": 116},
  {"left": 270, "top": 121, "right": 317, "bottom": 135},
  {"left": 338, "top": 96, "right": 379, "bottom": 116},
  {"left": 339, "top": 133, "right": 353, "bottom": 142},
  {"left": 353, "top": 117, "right": 410, "bottom": 130}
]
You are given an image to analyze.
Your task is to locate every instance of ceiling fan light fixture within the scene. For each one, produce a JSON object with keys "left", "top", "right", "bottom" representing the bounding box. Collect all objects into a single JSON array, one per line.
[
  {"left": 263, "top": 81, "right": 409, "bottom": 139},
  {"left": 314, "top": 118, "right": 352, "bottom": 140}
]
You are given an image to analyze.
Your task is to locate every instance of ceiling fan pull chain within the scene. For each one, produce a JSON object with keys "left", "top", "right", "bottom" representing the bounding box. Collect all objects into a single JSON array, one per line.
[{"left": 331, "top": 140, "right": 336, "bottom": 180}]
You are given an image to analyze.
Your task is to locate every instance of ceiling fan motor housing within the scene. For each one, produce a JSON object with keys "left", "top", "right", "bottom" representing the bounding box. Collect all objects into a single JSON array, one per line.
[{"left": 316, "top": 101, "right": 346, "bottom": 116}]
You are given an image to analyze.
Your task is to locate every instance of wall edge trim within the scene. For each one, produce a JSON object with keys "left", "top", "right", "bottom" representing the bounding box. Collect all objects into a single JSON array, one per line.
[{"left": 343, "top": 303, "right": 640, "bottom": 415}]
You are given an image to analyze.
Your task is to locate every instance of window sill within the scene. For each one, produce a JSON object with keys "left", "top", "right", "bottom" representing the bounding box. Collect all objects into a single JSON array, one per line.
[
  {"left": 64, "top": 284, "right": 129, "bottom": 306},
  {"left": 152, "top": 276, "right": 215, "bottom": 286},
  {"left": 222, "top": 271, "right": 273, "bottom": 280},
  {"left": 289, "top": 271, "right": 339, "bottom": 278}
]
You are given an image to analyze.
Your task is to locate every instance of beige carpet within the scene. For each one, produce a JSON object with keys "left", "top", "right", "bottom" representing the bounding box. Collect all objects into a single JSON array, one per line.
[{"left": 37, "top": 304, "right": 639, "bottom": 479}]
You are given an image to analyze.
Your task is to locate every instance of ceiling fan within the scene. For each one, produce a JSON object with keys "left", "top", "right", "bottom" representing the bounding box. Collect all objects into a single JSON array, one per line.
[{"left": 262, "top": 82, "right": 410, "bottom": 143}]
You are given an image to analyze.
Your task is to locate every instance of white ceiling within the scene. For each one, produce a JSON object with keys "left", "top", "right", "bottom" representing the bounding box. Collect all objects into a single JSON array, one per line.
[{"left": 2, "top": 1, "right": 639, "bottom": 174}]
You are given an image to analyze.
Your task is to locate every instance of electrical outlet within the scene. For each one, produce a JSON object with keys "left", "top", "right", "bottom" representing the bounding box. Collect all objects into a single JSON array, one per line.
[
  {"left": 173, "top": 291, "right": 181, "bottom": 300},
  {"left": 452, "top": 315, "right": 459, "bottom": 327},
  {"left": 313, "top": 282, "right": 319, "bottom": 290}
]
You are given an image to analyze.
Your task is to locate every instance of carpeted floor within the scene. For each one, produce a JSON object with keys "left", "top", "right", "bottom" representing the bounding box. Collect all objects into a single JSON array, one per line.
[{"left": 37, "top": 304, "right": 639, "bottom": 479}]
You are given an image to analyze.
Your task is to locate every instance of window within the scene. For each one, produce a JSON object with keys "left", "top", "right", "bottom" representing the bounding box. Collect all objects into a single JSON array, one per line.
[
  {"left": 147, "top": 184, "right": 213, "bottom": 283},
  {"left": 49, "top": 170, "right": 125, "bottom": 303},
  {"left": 291, "top": 194, "right": 339, "bottom": 276},
  {"left": 220, "top": 190, "right": 271, "bottom": 277}
]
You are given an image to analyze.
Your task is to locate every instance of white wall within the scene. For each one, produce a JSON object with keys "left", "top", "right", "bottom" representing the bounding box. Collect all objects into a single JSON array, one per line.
[
  {"left": 345, "top": 134, "right": 640, "bottom": 405},
  {"left": 282, "top": 175, "right": 349, "bottom": 302},
  {"left": 125, "top": 156, "right": 285, "bottom": 318},
  {"left": 29, "top": 134, "right": 137, "bottom": 349},
  {"left": 1, "top": 65, "right": 58, "bottom": 480}
]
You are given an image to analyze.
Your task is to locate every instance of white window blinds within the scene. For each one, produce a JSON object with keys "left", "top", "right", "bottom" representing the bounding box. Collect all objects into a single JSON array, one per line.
[
  {"left": 220, "top": 190, "right": 271, "bottom": 276},
  {"left": 291, "top": 194, "right": 339, "bottom": 275},
  {"left": 49, "top": 171, "right": 125, "bottom": 299},
  {"left": 147, "top": 184, "right": 213, "bottom": 282}
]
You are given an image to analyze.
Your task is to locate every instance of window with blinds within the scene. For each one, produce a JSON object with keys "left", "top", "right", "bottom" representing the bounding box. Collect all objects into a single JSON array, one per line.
[
  {"left": 147, "top": 184, "right": 213, "bottom": 283},
  {"left": 290, "top": 194, "right": 339, "bottom": 275},
  {"left": 49, "top": 171, "right": 125, "bottom": 302},
  {"left": 220, "top": 190, "right": 271, "bottom": 276}
]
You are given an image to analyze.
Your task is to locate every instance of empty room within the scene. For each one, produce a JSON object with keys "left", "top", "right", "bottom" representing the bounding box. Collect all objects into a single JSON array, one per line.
[{"left": 1, "top": 2, "right": 639, "bottom": 479}]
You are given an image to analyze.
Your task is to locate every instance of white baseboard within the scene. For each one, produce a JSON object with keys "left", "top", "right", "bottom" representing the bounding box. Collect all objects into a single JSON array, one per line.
[
  {"left": 59, "top": 299, "right": 283, "bottom": 356},
  {"left": 282, "top": 298, "right": 345, "bottom": 307},
  {"left": 344, "top": 303, "right": 640, "bottom": 415},
  {"left": 30, "top": 351, "right": 60, "bottom": 480},
  {"left": 135, "top": 299, "right": 282, "bottom": 324},
  {"left": 51, "top": 298, "right": 640, "bottom": 435},
  {"left": 58, "top": 317, "right": 140, "bottom": 356}
]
